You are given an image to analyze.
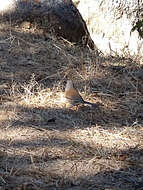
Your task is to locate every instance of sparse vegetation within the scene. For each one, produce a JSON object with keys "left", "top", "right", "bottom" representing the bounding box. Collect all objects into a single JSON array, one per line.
[{"left": 0, "top": 22, "right": 143, "bottom": 190}]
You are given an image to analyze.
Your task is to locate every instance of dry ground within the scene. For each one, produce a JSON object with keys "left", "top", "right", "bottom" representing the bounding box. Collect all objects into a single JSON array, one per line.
[{"left": 0, "top": 22, "right": 143, "bottom": 190}]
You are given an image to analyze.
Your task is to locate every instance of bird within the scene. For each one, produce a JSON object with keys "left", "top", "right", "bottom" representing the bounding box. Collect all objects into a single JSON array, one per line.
[{"left": 65, "top": 80, "right": 97, "bottom": 108}]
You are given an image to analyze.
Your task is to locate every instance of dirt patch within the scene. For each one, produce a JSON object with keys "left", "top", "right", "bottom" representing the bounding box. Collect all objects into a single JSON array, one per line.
[{"left": 0, "top": 23, "right": 143, "bottom": 190}]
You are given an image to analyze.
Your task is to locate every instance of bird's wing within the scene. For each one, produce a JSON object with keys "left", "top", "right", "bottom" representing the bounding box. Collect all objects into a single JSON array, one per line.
[{"left": 65, "top": 87, "right": 84, "bottom": 102}]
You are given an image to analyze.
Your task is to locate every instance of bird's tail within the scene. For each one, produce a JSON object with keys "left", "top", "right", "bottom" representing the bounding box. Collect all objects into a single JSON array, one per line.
[{"left": 83, "top": 101, "right": 97, "bottom": 108}]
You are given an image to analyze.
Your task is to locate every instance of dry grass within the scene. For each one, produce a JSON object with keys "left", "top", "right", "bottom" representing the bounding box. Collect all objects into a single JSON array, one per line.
[{"left": 0, "top": 22, "right": 143, "bottom": 190}]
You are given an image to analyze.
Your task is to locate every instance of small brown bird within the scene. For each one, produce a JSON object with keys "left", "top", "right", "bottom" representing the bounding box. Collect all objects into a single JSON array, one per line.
[{"left": 65, "top": 80, "right": 97, "bottom": 108}]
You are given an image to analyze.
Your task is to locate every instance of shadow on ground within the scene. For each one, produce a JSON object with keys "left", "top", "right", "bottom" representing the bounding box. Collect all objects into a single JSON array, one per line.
[{"left": 0, "top": 139, "right": 142, "bottom": 190}]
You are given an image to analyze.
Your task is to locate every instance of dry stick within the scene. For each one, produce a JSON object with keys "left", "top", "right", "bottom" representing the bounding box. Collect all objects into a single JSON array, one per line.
[{"left": 39, "top": 71, "right": 63, "bottom": 82}]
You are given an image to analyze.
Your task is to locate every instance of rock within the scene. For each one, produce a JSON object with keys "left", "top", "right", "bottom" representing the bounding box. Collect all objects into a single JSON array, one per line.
[
  {"left": 74, "top": 0, "right": 143, "bottom": 57},
  {"left": 0, "top": 0, "right": 95, "bottom": 49}
]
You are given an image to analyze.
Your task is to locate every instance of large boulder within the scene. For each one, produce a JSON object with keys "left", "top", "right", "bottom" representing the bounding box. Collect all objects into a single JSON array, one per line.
[
  {"left": 74, "top": 0, "right": 143, "bottom": 57},
  {"left": 0, "top": 0, "right": 94, "bottom": 49}
]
